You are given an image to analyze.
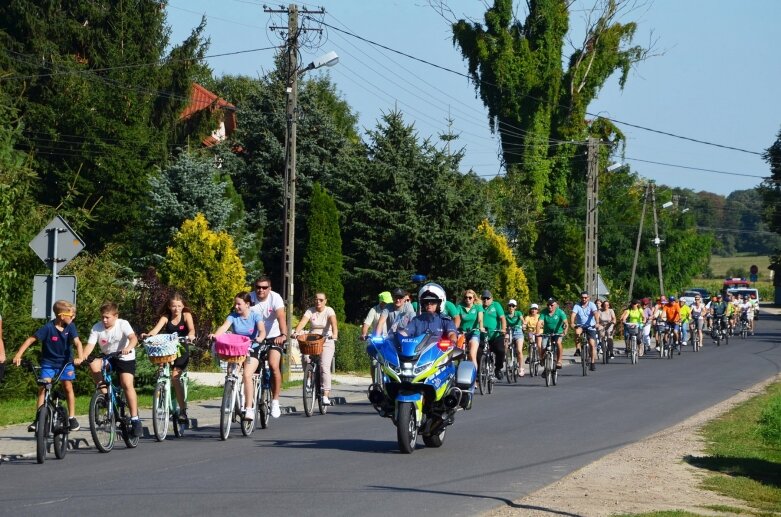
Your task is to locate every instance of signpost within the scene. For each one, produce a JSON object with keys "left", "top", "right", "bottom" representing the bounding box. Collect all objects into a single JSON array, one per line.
[{"left": 29, "top": 216, "right": 84, "bottom": 319}]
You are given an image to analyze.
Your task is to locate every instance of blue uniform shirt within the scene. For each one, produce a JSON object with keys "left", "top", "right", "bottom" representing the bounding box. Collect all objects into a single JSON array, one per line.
[{"left": 402, "top": 312, "right": 457, "bottom": 338}]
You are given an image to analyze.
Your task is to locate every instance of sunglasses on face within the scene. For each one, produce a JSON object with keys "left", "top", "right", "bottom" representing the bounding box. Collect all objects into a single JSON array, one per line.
[
  {"left": 465, "top": 296, "right": 473, "bottom": 300},
  {"left": 482, "top": 297, "right": 491, "bottom": 301},
  {"left": 508, "top": 305, "right": 516, "bottom": 308},
  {"left": 423, "top": 300, "right": 437, "bottom": 306},
  {"left": 256, "top": 284, "right": 270, "bottom": 290}
]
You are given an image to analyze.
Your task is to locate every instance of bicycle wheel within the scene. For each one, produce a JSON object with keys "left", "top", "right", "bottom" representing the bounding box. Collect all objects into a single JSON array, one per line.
[
  {"left": 172, "top": 375, "right": 187, "bottom": 438},
  {"left": 258, "top": 376, "right": 271, "bottom": 429},
  {"left": 241, "top": 376, "right": 260, "bottom": 436},
  {"left": 35, "top": 404, "right": 50, "bottom": 464},
  {"left": 478, "top": 355, "right": 488, "bottom": 395},
  {"left": 317, "top": 368, "right": 328, "bottom": 415},
  {"left": 581, "top": 338, "right": 588, "bottom": 377},
  {"left": 120, "top": 399, "right": 140, "bottom": 449},
  {"left": 544, "top": 353, "right": 552, "bottom": 387},
  {"left": 152, "top": 383, "right": 169, "bottom": 442},
  {"left": 53, "top": 404, "right": 68, "bottom": 460},
  {"left": 303, "top": 362, "right": 315, "bottom": 417},
  {"left": 89, "top": 391, "right": 115, "bottom": 453},
  {"left": 219, "top": 378, "right": 235, "bottom": 441}
]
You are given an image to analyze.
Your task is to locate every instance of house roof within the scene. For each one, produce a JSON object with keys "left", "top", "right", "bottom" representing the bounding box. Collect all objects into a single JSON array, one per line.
[{"left": 179, "top": 83, "right": 235, "bottom": 120}]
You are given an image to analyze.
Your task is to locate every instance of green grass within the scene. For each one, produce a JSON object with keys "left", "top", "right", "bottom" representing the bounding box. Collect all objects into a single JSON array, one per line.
[
  {"left": 614, "top": 512, "right": 706, "bottom": 517},
  {"left": 708, "top": 255, "right": 770, "bottom": 280},
  {"left": 0, "top": 381, "right": 301, "bottom": 427},
  {"left": 684, "top": 381, "right": 781, "bottom": 514}
]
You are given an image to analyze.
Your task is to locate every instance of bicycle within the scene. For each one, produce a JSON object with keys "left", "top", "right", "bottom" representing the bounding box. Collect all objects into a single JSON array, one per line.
[
  {"left": 690, "top": 320, "right": 702, "bottom": 352},
  {"left": 599, "top": 324, "right": 614, "bottom": 365},
  {"left": 144, "top": 335, "right": 190, "bottom": 441},
  {"left": 241, "top": 340, "right": 274, "bottom": 435},
  {"left": 503, "top": 330, "right": 519, "bottom": 383},
  {"left": 738, "top": 313, "right": 749, "bottom": 339},
  {"left": 711, "top": 316, "right": 729, "bottom": 346},
  {"left": 624, "top": 323, "right": 640, "bottom": 365},
  {"left": 299, "top": 334, "right": 328, "bottom": 416},
  {"left": 537, "top": 333, "right": 561, "bottom": 387},
  {"left": 89, "top": 352, "right": 140, "bottom": 453},
  {"left": 477, "top": 332, "right": 496, "bottom": 395},
  {"left": 526, "top": 332, "right": 540, "bottom": 377},
  {"left": 23, "top": 361, "right": 71, "bottom": 464},
  {"left": 576, "top": 325, "right": 595, "bottom": 376},
  {"left": 661, "top": 324, "right": 677, "bottom": 359}
]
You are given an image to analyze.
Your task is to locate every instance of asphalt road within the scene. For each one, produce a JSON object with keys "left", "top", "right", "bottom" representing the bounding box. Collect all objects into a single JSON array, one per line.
[{"left": 2, "top": 317, "right": 779, "bottom": 517}]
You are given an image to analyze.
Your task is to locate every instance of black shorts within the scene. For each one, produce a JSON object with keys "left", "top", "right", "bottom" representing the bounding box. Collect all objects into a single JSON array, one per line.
[
  {"left": 248, "top": 339, "right": 285, "bottom": 361},
  {"left": 108, "top": 356, "right": 136, "bottom": 376},
  {"left": 0, "top": 362, "right": 5, "bottom": 384},
  {"left": 172, "top": 346, "right": 190, "bottom": 371}
]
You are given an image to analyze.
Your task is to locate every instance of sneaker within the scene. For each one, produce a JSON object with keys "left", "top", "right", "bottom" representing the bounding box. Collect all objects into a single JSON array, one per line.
[
  {"left": 525, "top": 357, "right": 530, "bottom": 364},
  {"left": 27, "top": 421, "right": 37, "bottom": 433},
  {"left": 609, "top": 352, "right": 615, "bottom": 358},
  {"left": 519, "top": 368, "right": 525, "bottom": 377},
  {"left": 655, "top": 346, "right": 660, "bottom": 352},
  {"left": 131, "top": 418, "right": 143, "bottom": 437},
  {"left": 178, "top": 411, "right": 189, "bottom": 424},
  {"left": 68, "top": 417, "right": 80, "bottom": 431},
  {"left": 590, "top": 363, "right": 596, "bottom": 371},
  {"left": 243, "top": 407, "right": 255, "bottom": 421},
  {"left": 494, "top": 369, "right": 503, "bottom": 380},
  {"left": 322, "top": 395, "right": 331, "bottom": 406},
  {"left": 574, "top": 349, "right": 581, "bottom": 357},
  {"left": 270, "top": 400, "right": 281, "bottom": 418}
]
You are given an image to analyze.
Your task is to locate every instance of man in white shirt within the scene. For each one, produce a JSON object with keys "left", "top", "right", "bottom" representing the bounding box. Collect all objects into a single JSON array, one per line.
[{"left": 249, "top": 276, "right": 288, "bottom": 418}]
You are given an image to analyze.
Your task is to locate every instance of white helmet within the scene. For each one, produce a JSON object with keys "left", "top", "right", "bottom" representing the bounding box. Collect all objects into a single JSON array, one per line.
[{"left": 418, "top": 282, "right": 446, "bottom": 312}]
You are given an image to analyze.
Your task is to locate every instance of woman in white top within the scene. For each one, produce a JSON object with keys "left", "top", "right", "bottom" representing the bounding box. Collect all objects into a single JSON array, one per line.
[
  {"left": 597, "top": 300, "right": 616, "bottom": 358},
  {"left": 294, "top": 292, "right": 339, "bottom": 405}
]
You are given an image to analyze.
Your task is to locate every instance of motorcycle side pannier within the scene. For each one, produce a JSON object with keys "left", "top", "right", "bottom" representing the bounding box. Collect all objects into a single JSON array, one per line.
[{"left": 456, "top": 361, "right": 476, "bottom": 389}]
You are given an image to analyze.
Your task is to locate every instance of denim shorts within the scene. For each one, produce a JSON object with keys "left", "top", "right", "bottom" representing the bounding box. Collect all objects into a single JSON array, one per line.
[
  {"left": 40, "top": 362, "right": 75, "bottom": 381},
  {"left": 511, "top": 329, "right": 524, "bottom": 341}
]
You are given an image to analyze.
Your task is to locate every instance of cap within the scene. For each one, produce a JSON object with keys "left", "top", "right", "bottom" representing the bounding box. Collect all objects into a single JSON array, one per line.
[
  {"left": 641, "top": 297, "right": 650, "bottom": 304},
  {"left": 508, "top": 299, "right": 517, "bottom": 306},
  {"left": 530, "top": 303, "right": 539, "bottom": 309},
  {"left": 547, "top": 297, "right": 557, "bottom": 304},
  {"left": 378, "top": 291, "right": 392, "bottom": 304},
  {"left": 391, "top": 287, "right": 406, "bottom": 298},
  {"left": 481, "top": 290, "right": 492, "bottom": 299},
  {"left": 668, "top": 296, "right": 676, "bottom": 301}
]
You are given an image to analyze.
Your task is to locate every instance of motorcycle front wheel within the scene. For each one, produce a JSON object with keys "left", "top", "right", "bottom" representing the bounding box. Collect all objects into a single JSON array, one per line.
[{"left": 396, "top": 402, "right": 418, "bottom": 454}]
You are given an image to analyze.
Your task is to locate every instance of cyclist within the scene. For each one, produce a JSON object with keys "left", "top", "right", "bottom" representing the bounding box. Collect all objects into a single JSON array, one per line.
[
  {"left": 710, "top": 294, "right": 728, "bottom": 338},
  {"left": 523, "top": 304, "right": 540, "bottom": 365},
  {"left": 620, "top": 299, "right": 646, "bottom": 356},
  {"left": 651, "top": 298, "right": 667, "bottom": 351},
  {"left": 213, "top": 292, "right": 267, "bottom": 420},
  {"left": 481, "top": 290, "right": 507, "bottom": 379},
  {"left": 13, "top": 300, "right": 84, "bottom": 432},
  {"left": 536, "top": 298, "right": 569, "bottom": 369},
  {"left": 679, "top": 298, "right": 691, "bottom": 347},
  {"left": 361, "top": 291, "right": 391, "bottom": 339},
  {"left": 84, "top": 301, "right": 143, "bottom": 437},
  {"left": 662, "top": 296, "right": 682, "bottom": 347},
  {"left": 248, "top": 276, "right": 289, "bottom": 418},
  {"left": 141, "top": 293, "right": 196, "bottom": 423},
  {"left": 294, "top": 292, "right": 338, "bottom": 406},
  {"left": 705, "top": 295, "right": 715, "bottom": 331},
  {"left": 456, "top": 289, "right": 484, "bottom": 368},
  {"left": 597, "top": 300, "right": 616, "bottom": 358},
  {"left": 689, "top": 294, "right": 707, "bottom": 348},
  {"left": 641, "top": 297, "right": 654, "bottom": 353},
  {"left": 399, "top": 284, "right": 458, "bottom": 343},
  {"left": 748, "top": 294, "right": 758, "bottom": 334},
  {"left": 374, "top": 288, "right": 415, "bottom": 337},
  {"left": 505, "top": 299, "right": 524, "bottom": 376},
  {"left": 725, "top": 293, "right": 738, "bottom": 335},
  {"left": 737, "top": 295, "right": 752, "bottom": 335},
  {"left": 571, "top": 291, "right": 599, "bottom": 371}
]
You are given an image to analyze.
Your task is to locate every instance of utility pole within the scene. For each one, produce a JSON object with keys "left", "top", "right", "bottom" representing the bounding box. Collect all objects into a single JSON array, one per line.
[
  {"left": 628, "top": 183, "right": 650, "bottom": 301},
  {"left": 266, "top": 3, "right": 324, "bottom": 380},
  {"left": 584, "top": 137, "right": 600, "bottom": 296},
  {"left": 650, "top": 182, "right": 665, "bottom": 295}
]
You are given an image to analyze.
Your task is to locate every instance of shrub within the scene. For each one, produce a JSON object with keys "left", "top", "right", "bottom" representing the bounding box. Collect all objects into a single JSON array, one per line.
[
  {"left": 334, "top": 322, "right": 370, "bottom": 373},
  {"left": 757, "top": 395, "right": 781, "bottom": 445}
]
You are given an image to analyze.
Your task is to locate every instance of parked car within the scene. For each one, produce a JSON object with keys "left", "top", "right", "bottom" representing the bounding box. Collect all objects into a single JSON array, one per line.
[{"left": 679, "top": 290, "right": 702, "bottom": 306}]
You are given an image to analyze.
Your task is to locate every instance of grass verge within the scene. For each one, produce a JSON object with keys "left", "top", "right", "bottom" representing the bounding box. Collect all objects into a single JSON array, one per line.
[{"left": 683, "top": 381, "right": 781, "bottom": 514}]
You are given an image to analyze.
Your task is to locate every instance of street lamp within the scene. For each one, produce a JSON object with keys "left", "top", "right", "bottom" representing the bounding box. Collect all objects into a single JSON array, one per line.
[{"left": 281, "top": 50, "right": 338, "bottom": 378}]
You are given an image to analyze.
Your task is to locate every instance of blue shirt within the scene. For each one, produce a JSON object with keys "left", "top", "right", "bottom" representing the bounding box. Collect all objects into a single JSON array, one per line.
[
  {"left": 227, "top": 311, "right": 263, "bottom": 340},
  {"left": 572, "top": 302, "right": 598, "bottom": 326},
  {"left": 403, "top": 313, "right": 457, "bottom": 338},
  {"left": 35, "top": 321, "right": 78, "bottom": 365}
]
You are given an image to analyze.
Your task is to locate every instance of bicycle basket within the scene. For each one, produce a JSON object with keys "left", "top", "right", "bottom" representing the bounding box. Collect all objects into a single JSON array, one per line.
[
  {"left": 297, "top": 333, "right": 324, "bottom": 355},
  {"left": 214, "top": 334, "right": 251, "bottom": 363},
  {"left": 143, "top": 333, "right": 179, "bottom": 364}
]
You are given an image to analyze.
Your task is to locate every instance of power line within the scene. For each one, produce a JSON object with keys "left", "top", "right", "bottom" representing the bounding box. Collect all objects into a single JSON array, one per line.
[{"left": 624, "top": 156, "right": 768, "bottom": 179}]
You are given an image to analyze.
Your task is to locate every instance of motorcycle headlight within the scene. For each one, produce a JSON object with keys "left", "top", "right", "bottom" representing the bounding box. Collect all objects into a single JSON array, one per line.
[{"left": 401, "top": 362, "right": 414, "bottom": 377}]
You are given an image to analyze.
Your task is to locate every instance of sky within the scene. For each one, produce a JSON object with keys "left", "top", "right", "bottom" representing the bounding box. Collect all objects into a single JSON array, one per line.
[{"left": 165, "top": 0, "right": 781, "bottom": 197}]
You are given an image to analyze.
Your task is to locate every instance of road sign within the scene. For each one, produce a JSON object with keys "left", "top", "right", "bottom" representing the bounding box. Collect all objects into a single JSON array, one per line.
[
  {"left": 29, "top": 216, "right": 85, "bottom": 273},
  {"left": 31, "top": 275, "right": 77, "bottom": 319}
]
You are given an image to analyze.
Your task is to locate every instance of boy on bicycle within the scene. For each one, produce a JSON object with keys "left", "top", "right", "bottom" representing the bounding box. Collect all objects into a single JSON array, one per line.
[
  {"left": 13, "top": 300, "right": 84, "bottom": 432},
  {"left": 83, "top": 301, "right": 143, "bottom": 437}
]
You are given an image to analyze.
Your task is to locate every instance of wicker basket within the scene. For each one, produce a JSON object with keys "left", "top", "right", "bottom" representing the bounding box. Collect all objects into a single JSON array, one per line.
[
  {"left": 219, "top": 354, "right": 246, "bottom": 364},
  {"left": 214, "top": 334, "right": 251, "bottom": 363},
  {"left": 297, "top": 333, "right": 325, "bottom": 355},
  {"left": 149, "top": 354, "right": 177, "bottom": 365}
]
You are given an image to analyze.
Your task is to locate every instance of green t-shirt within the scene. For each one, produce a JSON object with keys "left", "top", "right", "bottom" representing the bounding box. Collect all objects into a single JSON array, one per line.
[
  {"left": 539, "top": 308, "right": 567, "bottom": 334},
  {"left": 626, "top": 308, "right": 644, "bottom": 324},
  {"left": 444, "top": 300, "right": 459, "bottom": 318},
  {"left": 458, "top": 303, "right": 483, "bottom": 331},
  {"left": 505, "top": 311, "right": 522, "bottom": 330},
  {"left": 482, "top": 301, "right": 505, "bottom": 334},
  {"left": 679, "top": 305, "right": 691, "bottom": 323}
]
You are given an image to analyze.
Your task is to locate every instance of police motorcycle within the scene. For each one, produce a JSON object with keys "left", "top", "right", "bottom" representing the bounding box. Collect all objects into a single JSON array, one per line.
[{"left": 366, "top": 283, "right": 475, "bottom": 454}]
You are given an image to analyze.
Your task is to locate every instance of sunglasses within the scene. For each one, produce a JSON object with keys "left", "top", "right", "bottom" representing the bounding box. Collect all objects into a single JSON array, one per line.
[
  {"left": 508, "top": 304, "right": 516, "bottom": 308},
  {"left": 482, "top": 297, "right": 491, "bottom": 300},
  {"left": 255, "top": 284, "right": 270, "bottom": 290},
  {"left": 465, "top": 296, "right": 473, "bottom": 300},
  {"left": 423, "top": 300, "right": 438, "bottom": 305},
  {"left": 547, "top": 303, "right": 555, "bottom": 307}
]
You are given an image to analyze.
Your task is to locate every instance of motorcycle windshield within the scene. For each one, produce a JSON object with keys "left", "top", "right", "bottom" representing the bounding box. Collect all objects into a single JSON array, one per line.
[
  {"left": 396, "top": 334, "right": 428, "bottom": 359},
  {"left": 375, "top": 337, "right": 400, "bottom": 369}
]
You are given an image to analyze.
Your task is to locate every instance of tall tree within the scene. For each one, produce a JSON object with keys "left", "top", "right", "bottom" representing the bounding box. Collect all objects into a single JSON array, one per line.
[
  {"left": 301, "top": 183, "right": 345, "bottom": 320},
  {"left": 0, "top": 1, "right": 209, "bottom": 249}
]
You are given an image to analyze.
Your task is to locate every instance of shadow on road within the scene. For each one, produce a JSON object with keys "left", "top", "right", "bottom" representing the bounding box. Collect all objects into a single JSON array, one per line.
[
  {"left": 685, "top": 455, "right": 781, "bottom": 488},
  {"left": 256, "top": 438, "right": 398, "bottom": 453}
]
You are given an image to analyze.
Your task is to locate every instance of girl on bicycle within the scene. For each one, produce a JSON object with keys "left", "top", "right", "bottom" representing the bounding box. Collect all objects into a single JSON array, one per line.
[
  {"left": 293, "top": 292, "right": 338, "bottom": 406},
  {"left": 597, "top": 300, "right": 616, "bottom": 358},
  {"left": 620, "top": 300, "right": 646, "bottom": 356},
  {"left": 212, "top": 292, "right": 266, "bottom": 421},
  {"left": 504, "top": 300, "right": 524, "bottom": 377},
  {"left": 455, "top": 289, "right": 484, "bottom": 368},
  {"left": 522, "top": 303, "right": 540, "bottom": 367},
  {"left": 141, "top": 293, "right": 196, "bottom": 423}
]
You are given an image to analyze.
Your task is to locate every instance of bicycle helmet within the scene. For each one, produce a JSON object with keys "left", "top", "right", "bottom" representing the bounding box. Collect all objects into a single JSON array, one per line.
[{"left": 418, "top": 282, "right": 446, "bottom": 312}]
